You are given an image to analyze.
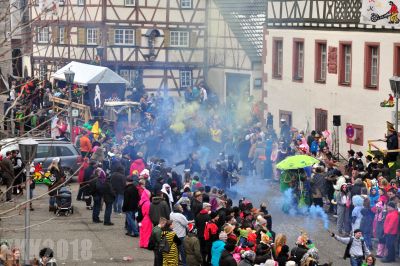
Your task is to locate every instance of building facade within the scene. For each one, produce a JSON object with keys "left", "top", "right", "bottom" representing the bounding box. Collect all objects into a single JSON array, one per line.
[
  {"left": 28, "top": 0, "right": 265, "bottom": 99},
  {"left": 263, "top": 0, "right": 400, "bottom": 154}
]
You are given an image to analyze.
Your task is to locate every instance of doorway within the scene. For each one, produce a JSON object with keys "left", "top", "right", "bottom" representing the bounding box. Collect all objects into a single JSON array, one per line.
[
  {"left": 315, "top": 108, "right": 328, "bottom": 132},
  {"left": 225, "top": 73, "right": 250, "bottom": 106}
]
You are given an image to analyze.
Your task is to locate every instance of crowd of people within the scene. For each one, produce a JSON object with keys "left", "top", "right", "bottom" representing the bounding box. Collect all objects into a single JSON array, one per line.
[{"left": 0, "top": 76, "right": 400, "bottom": 266}]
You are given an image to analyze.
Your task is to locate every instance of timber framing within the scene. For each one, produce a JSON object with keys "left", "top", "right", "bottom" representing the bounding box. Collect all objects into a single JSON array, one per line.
[{"left": 265, "top": 0, "right": 400, "bottom": 32}]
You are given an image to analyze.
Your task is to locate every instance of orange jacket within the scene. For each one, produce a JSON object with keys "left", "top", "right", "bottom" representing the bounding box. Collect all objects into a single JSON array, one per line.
[{"left": 80, "top": 135, "right": 92, "bottom": 153}]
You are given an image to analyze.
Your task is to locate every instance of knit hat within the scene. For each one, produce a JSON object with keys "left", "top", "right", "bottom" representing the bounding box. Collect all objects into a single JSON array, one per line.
[
  {"left": 188, "top": 223, "right": 197, "bottom": 234},
  {"left": 285, "top": 262, "right": 296, "bottom": 266},
  {"left": 264, "top": 259, "right": 278, "bottom": 266},
  {"left": 241, "top": 250, "right": 256, "bottom": 261},
  {"left": 354, "top": 229, "right": 362, "bottom": 234},
  {"left": 219, "top": 231, "right": 228, "bottom": 241},
  {"left": 203, "top": 202, "right": 211, "bottom": 209}
]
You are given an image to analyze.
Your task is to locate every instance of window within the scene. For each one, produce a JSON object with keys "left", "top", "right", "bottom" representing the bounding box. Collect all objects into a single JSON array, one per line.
[
  {"left": 170, "top": 31, "right": 189, "bottom": 47},
  {"left": 114, "top": 29, "right": 134, "bottom": 45},
  {"left": 78, "top": 0, "right": 85, "bottom": 5},
  {"left": 315, "top": 41, "right": 327, "bottom": 82},
  {"left": 272, "top": 38, "right": 283, "bottom": 79},
  {"left": 339, "top": 42, "right": 352, "bottom": 85},
  {"left": 394, "top": 44, "right": 400, "bottom": 76},
  {"left": 279, "top": 110, "right": 292, "bottom": 128},
  {"left": 365, "top": 44, "right": 379, "bottom": 89},
  {"left": 346, "top": 123, "right": 364, "bottom": 146},
  {"left": 58, "top": 26, "right": 65, "bottom": 44},
  {"left": 55, "top": 146, "right": 74, "bottom": 156},
  {"left": 125, "top": 0, "right": 135, "bottom": 6},
  {"left": 180, "top": 0, "right": 192, "bottom": 8},
  {"left": 180, "top": 70, "right": 192, "bottom": 88},
  {"left": 39, "top": 64, "right": 47, "bottom": 80},
  {"left": 86, "top": 28, "right": 98, "bottom": 45},
  {"left": 37, "top": 27, "right": 49, "bottom": 43},
  {"left": 36, "top": 145, "right": 51, "bottom": 158},
  {"left": 293, "top": 39, "right": 304, "bottom": 81},
  {"left": 119, "top": 69, "right": 136, "bottom": 87}
]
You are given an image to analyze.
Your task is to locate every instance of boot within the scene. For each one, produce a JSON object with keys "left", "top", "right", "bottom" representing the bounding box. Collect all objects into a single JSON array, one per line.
[
  {"left": 30, "top": 202, "right": 34, "bottom": 211},
  {"left": 377, "top": 243, "right": 385, "bottom": 257}
]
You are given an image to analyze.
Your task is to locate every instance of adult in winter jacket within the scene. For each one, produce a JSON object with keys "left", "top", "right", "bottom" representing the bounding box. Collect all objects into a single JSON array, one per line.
[
  {"left": 122, "top": 176, "right": 140, "bottom": 237},
  {"left": 149, "top": 217, "right": 167, "bottom": 266},
  {"left": 161, "top": 220, "right": 181, "bottom": 266},
  {"left": 149, "top": 193, "right": 170, "bottom": 226},
  {"left": 79, "top": 131, "right": 92, "bottom": 157},
  {"left": 139, "top": 189, "right": 152, "bottom": 248},
  {"left": 82, "top": 161, "right": 97, "bottom": 209},
  {"left": 170, "top": 204, "right": 189, "bottom": 266},
  {"left": 219, "top": 241, "right": 237, "bottom": 266},
  {"left": 191, "top": 191, "right": 204, "bottom": 217},
  {"left": 183, "top": 224, "right": 202, "bottom": 266},
  {"left": 331, "top": 229, "right": 370, "bottom": 266},
  {"left": 195, "top": 203, "right": 211, "bottom": 265},
  {"left": 0, "top": 151, "right": 15, "bottom": 202},
  {"left": 204, "top": 212, "right": 220, "bottom": 265},
  {"left": 336, "top": 183, "right": 351, "bottom": 235},
  {"left": 110, "top": 166, "right": 126, "bottom": 214},
  {"left": 102, "top": 177, "right": 116, "bottom": 225},
  {"left": 129, "top": 158, "right": 146, "bottom": 176},
  {"left": 360, "top": 198, "right": 374, "bottom": 250},
  {"left": 382, "top": 201, "right": 399, "bottom": 263},
  {"left": 211, "top": 232, "right": 227, "bottom": 266}
]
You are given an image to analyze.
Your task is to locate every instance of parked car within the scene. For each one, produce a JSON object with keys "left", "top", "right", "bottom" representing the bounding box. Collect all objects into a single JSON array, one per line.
[{"left": 0, "top": 138, "right": 80, "bottom": 179}]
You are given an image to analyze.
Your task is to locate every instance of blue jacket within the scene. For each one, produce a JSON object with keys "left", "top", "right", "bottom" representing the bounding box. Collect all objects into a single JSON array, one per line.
[{"left": 211, "top": 240, "right": 226, "bottom": 266}]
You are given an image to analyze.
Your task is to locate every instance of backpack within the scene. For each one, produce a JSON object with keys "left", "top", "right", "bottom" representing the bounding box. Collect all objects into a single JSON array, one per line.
[
  {"left": 158, "top": 232, "right": 171, "bottom": 253},
  {"left": 136, "top": 202, "right": 145, "bottom": 222},
  {"left": 147, "top": 231, "right": 156, "bottom": 251},
  {"left": 343, "top": 237, "right": 365, "bottom": 260}
]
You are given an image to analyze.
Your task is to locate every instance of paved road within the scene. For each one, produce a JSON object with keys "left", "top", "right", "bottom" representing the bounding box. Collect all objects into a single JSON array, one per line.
[{"left": 1, "top": 176, "right": 398, "bottom": 265}]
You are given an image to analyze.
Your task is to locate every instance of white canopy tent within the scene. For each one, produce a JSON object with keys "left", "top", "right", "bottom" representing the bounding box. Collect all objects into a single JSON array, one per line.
[{"left": 51, "top": 61, "right": 129, "bottom": 86}]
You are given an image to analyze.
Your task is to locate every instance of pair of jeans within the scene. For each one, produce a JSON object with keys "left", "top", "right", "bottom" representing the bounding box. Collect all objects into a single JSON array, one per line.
[
  {"left": 350, "top": 256, "right": 363, "bottom": 266},
  {"left": 363, "top": 232, "right": 373, "bottom": 250},
  {"left": 76, "top": 184, "right": 84, "bottom": 200},
  {"left": 104, "top": 202, "right": 113, "bottom": 224},
  {"left": 125, "top": 211, "right": 139, "bottom": 235},
  {"left": 49, "top": 196, "right": 55, "bottom": 207},
  {"left": 113, "top": 194, "right": 124, "bottom": 213},
  {"left": 92, "top": 195, "right": 102, "bottom": 222},
  {"left": 178, "top": 237, "right": 186, "bottom": 266},
  {"left": 384, "top": 234, "right": 396, "bottom": 261}
]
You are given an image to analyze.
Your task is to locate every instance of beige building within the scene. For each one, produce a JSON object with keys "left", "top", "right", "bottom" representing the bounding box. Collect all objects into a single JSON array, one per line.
[
  {"left": 28, "top": 0, "right": 265, "bottom": 100},
  {"left": 263, "top": 0, "right": 400, "bottom": 154}
]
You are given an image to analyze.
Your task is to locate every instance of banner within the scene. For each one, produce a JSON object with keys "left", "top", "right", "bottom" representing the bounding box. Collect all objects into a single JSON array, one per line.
[{"left": 361, "top": 0, "right": 400, "bottom": 28}]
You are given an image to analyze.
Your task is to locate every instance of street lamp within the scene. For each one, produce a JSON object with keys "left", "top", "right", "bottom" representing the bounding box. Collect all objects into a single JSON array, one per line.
[
  {"left": 389, "top": 76, "right": 400, "bottom": 132},
  {"left": 64, "top": 68, "right": 75, "bottom": 141},
  {"left": 18, "top": 138, "right": 38, "bottom": 266}
]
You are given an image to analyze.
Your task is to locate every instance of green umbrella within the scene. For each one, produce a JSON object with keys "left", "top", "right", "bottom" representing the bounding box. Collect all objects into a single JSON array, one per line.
[{"left": 276, "top": 155, "right": 320, "bottom": 170}]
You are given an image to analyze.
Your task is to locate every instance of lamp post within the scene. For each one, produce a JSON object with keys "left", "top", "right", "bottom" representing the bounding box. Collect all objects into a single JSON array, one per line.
[
  {"left": 64, "top": 68, "right": 75, "bottom": 142},
  {"left": 19, "top": 138, "right": 38, "bottom": 266},
  {"left": 96, "top": 45, "right": 104, "bottom": 66},
  {"left": 389, "top": 76, "right": 400, "bottom": 132}
]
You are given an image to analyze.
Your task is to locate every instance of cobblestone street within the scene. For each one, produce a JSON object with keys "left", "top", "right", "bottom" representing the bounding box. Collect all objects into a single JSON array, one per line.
[{"left": 1, "top": 176, "right": 398, "bottom": 265}]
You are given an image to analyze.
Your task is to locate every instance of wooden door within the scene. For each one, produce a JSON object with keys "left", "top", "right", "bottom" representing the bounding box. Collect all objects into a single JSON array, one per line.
[{"left": 315, "top": 108, "right": 328, "bottom": 132}]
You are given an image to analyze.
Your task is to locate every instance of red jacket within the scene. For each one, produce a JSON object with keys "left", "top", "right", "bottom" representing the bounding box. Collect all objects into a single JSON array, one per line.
[{"left": 384, "top": 210, "right": 399, "bottom": 235}]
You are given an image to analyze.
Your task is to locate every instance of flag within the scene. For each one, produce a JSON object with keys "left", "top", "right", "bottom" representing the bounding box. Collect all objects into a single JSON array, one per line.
[
  {"left": 91, "top": 121, "right": 100, "bottom": 140},
  {"left": 361, "top": 0, "right": 400, "bottom": 28}
]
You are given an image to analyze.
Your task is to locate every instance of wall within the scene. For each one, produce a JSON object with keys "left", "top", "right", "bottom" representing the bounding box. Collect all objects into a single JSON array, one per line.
[{"left": 264, "top": 28, "right": 396, "bottom": 153}]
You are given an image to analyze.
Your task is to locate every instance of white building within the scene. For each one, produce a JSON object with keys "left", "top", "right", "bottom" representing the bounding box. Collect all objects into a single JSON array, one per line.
[{"left": 263, "top": 0, "right": 400, "bottom": 155}]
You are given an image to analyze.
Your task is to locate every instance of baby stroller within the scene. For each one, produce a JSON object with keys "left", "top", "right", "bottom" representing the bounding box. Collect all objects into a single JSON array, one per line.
[{"left": 54, "top": 186, "right": 74, "bottom": 216}]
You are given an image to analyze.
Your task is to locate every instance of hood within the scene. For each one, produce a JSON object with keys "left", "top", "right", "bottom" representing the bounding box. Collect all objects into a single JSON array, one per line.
[
  {"left": 151, "top": 196, "right": 164, "bottom": 205},
  {"left": 199, "top": 209, "right": 209, "bottom": 214}
]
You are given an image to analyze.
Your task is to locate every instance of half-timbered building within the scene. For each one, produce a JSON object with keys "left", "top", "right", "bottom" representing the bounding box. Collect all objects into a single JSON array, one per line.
[
  {"left": 264, "top": 0, "right": 400, "bottom": 154},
  {"left": 28, "top": 0, "right": 265, "bottom": 100}
]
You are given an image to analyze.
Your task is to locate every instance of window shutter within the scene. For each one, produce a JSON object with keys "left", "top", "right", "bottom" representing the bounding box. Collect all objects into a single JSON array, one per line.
[
  {"left": 164, "top": 29, "right": 170, "bottom": 48},
  {"left": 63, "top": 27, "right": 69, "bottom": 44},
  {"left": 51, "top": 26, "right": 58, "bottom": 44},
  {"left": 108, "top": 27, "right": 114, "bottom": 46},
  {"left": 135, "top": 29, "right": 141, "bottom": 46},
  {"left": 190, "top": 31, "right": 198, "bottom": 48},
  {"left": 77, "top": 27, "right": 86, "bottom": 45}
]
